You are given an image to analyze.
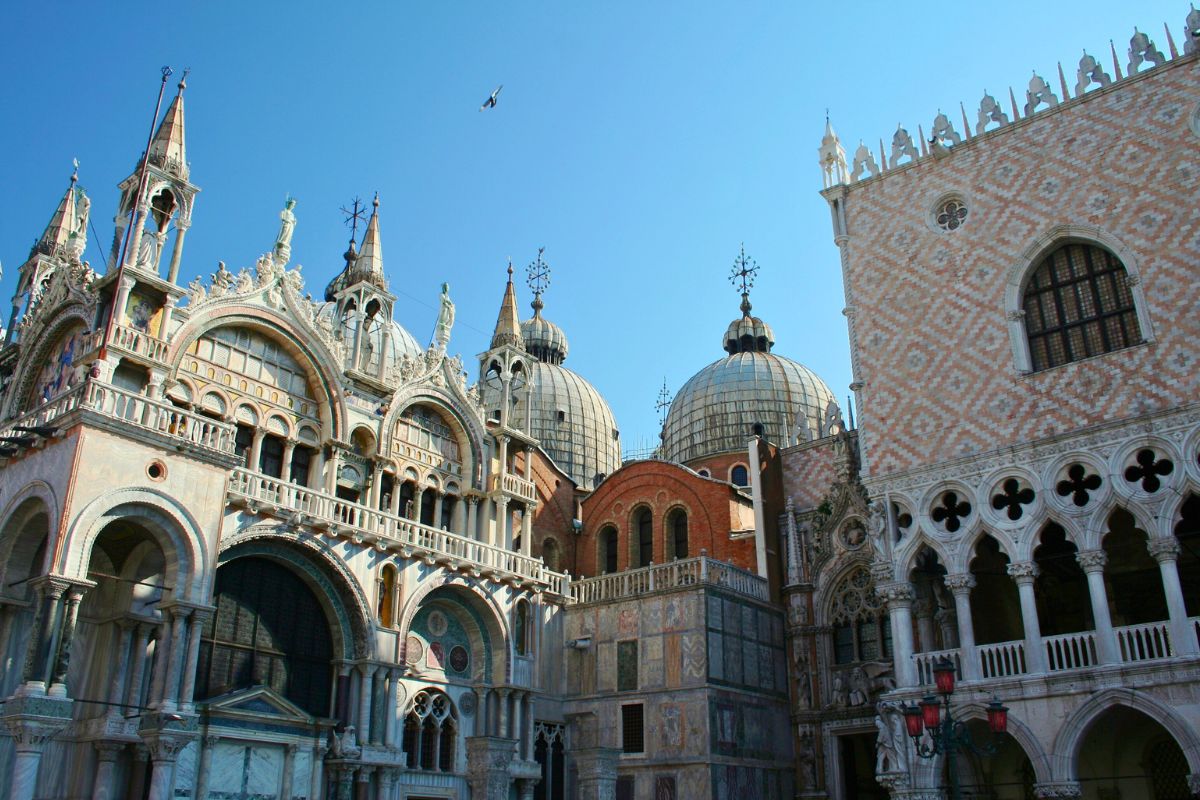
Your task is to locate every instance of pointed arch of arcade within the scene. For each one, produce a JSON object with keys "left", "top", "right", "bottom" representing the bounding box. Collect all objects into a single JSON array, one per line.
[
  {"left": 7, "top": 306, "right": 95, "bottom": 417},
  {"left": 1050, "top": 688, "right": 1200, "bottom": 781},
  {"left": 381, "top": 386, "right": 488, "bottom": 487},
  {"left": 395, "top": 573, "right": 509, "bottom": 686},
  {"left": 216, "top": 526, "right": 376, "bottom": 661},
  {"left": 58, "top": 487, "right": 209, "bottom": 603},
  {"left": 167, "top": 309, "right": 347, "bottom": 439},
  {"left": 957, "top": 701, "right": 1052, "bottom": 785},
  {"left": 893, "top": 533, "right": 954, "bottom": 582}
]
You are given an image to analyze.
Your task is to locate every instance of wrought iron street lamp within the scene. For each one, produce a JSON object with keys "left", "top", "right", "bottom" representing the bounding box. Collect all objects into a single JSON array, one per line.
[{"left": 901, "top": 657, "right": 1009, "bottom": 800}]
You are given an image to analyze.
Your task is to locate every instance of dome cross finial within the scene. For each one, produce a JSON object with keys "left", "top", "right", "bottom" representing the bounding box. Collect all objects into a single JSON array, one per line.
[
  {"left": 526, "top": 246, "right": 551, "bottom": 315},
  {"left": 729, "top": 243, "right": 759, "bottom": 315}
]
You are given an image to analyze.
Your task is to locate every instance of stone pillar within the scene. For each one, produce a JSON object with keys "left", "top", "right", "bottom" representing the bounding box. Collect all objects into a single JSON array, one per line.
[
  {"left": 161, "top": 607, "right": 190, "bottom": 711},
  {"left": 335, "top": 766, "right": 355, "bottom": 800},
  {"left": 3, "top": 695, "right": 73, "bottom": 800},
  {"left": 377, "top": 767, "right": 397, "bottom": 800},
  {"left": 572, "top": 746, "right": 620, "bottom": 800},
  {"left": 166, "top": 221, "right": 190, "bottom": 283},
  {"left": 280, "top": 743, "right": 298, "bottom": 800},
  {"left": 282, "top": 439, "right": 297, "bottom": 481},
  {"left": 368, "top": 460, "right": 384, "bottom": 509},
  {"left": 520, "top": 504, "right": 533, "bottom": 556},
  {"left": 431, "top": 720, "right": 443, "bottom": 770},
  {"left": 355, "top": 766, "right": 373, "bottom": 800},
  {"left": 413, "top": 490, "right": 425, "bottom": 526},
  {"left": 466, "top": 496, "right": 480, "bottom": 540},
  {"left": 326, "top": 448, "right": 342, "bottom": 493},
  {"left": 107, "top": 620, "right": 135, "bottom": 712},
  {"left": 880, "top": 583, "right": 917, "bottom": 687},
  {"left": 467, "top": 736, "right": 517, "bottom": 800},
  {"left": 125, "top": 623, "right": 153, "bottom": 710},
  {"left": 1076, "top": 550, "right": 1119, "bottom": 664},
  {"left": 250, "top": 429, "right": 266, "bottom": 473},
  {"left": 943, "top": 573, "right": 979, "bottom": 680},
  {"left": 194, "top": 735, "right": 219, "bottom": 800},
  {"left": 310, "top": 743, "right": 328, "bottom": 800},
  {"left": 128, "top": 745, "right": 151, "bottom": 800},
  {"left": 48, "top": 586, "right": 87, "bottom": 696},
  {"left": 91, "top": 741, "right": 125, "bottom": 800},
  {"left": 1008, "top": 561, "right": 1047, "bottom": 674},
  {"left": 148, "top": 621, "right": 170, "bottom": 706},
  {"left": 358, "top": 664, "right": 376, "bottom": 741},
  {"left": 22, "top": 578, "right": 67, "bottom": 692},
  {"left": 143, "top": 734, "right": 192, "bottom": 800},
  {"left": 510, "top": 692, "right": 523, "bottom": 754},
  {"left": 1148, "top": 538, "right": 1200, "bottom": 656},
  {"left": 157, "top": 296, "right": 178, "bottom": 340},
  {"left": 179, "top": 610, "right": 209, "bottom": 711},
  {"left": 384, "top": 668, "right": 399, "bottom": 746},
  {"left": 433, "top": 492, "right": 444, "bottom": 530},
  {"left": 913, "top": 598, "right": 936, "bottom": 654},
  {"left": 497, "top": 688, "right": 511, "bottom": 738},
  {"left": 493, "top": 497, "right": 509, "bottom": 548}
]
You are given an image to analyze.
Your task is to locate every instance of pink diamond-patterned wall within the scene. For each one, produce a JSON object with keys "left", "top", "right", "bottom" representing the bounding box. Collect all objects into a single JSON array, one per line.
[{"left": 832, "top": 57, "right": 1200, "bottom": 481}]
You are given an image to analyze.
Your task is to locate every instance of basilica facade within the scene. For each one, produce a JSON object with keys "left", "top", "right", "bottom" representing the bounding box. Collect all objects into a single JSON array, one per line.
[{"left": 1, "top": 7, "right": 1199, "bottom": 800}]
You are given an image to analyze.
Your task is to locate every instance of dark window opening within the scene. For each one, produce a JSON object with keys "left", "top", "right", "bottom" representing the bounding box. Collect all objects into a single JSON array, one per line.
[
  {"left": 635, "top": 508, "right": 653, "bottom": 567},
  {"left": 621, "top": 704, "right": 644, "bottom": 753},
  {"left": 289, "top": 445, "right": 313, "bottom": 487},
  {"left": 730, "top": 465, "right": 749, "bottom": 487},
  {"left": 259, "top": 434, "right": 285, "bottom": 478}
]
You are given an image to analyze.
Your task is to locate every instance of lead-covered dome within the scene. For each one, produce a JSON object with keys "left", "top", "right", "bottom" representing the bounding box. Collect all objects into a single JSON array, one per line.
[
  {"left": 661, "top": 293, "right": 835, "bottom": 464},
  {"left": 484, "top": 294, "right": 620, "bottom": 490}
]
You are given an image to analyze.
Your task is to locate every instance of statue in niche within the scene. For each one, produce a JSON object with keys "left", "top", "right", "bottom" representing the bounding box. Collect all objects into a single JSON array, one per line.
[
  {"left": 868, "top": 499, "right": 888, "bottom": 553},
  {"left": 274, "top": 196, "right": 297, "bottom": 264},
  {"left": 135, "top": 233, "right": 161, "bottom": 270},
  {"left": 828, "top": 673, "right": 848, "bottom": 708},
  {"left": 433, "top": 282, "right": 455, "bottom": 350},
  {"left": 797, "top": 731, "right": 818, "bottom": 788},
  {"left": 875, "top": 703, "right": 909, "bottom": 774}
]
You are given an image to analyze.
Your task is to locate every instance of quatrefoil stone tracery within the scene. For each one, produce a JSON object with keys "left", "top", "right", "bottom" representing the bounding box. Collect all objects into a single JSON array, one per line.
[
  {"left": 991, "top": 478, "right": 1036, "bottom": 521},
  {"left": 1123, "top": 448, "right": 1174, "bottom": 493},
  {"left": 1056, "top": 463, "right": 1102, "bottom": 507},
  {"left": 931, "top": 491, "right": 972, "bottom": 532}
]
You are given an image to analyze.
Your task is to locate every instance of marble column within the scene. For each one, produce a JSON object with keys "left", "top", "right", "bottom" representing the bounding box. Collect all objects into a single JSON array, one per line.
[
  {"left": 250, "top": 429, "right": 266, "bottom": 473},
  {"left": 943, "top": 574, "right": 978, "bottom": 680},
  {"left": 128, "top": 745, "right": 151, "bottom": 800},
  {"left": 358, "top": 664, "right": 376, "bottom": 743},
  {"left": 466, "top": 496, "right": 480, "bottom": 540},
  {"left": 125, "top": 623, "right": 153, "bottom": 711},
  {"left": 4, "top": 698, "right": 72, "bottom": 800},
  {"left": 1076, "top": 550, "right": 1119, "bottom": 663},
  {"left": 913, "top": 598, "right": 937, "bottom": 653},
  {"left": 520, "top": 505, "right": 533, "bottom": 556},
  {"left": 280, "top": 743, "right": 297, "bottom": 800},
  {"left": 166, "top": 221, "right": 189, "bottom": 282},
  {"left": 309, "top": 743, "right": 328, "bottom": 800},
  {"left": 91, "top": 741, "right": 125, "bottom": 800},
  {"left": 377, "top": 767, "right": 396, "bottom": 800},
  {"left": 493, "top": 498, "right": 509, "bottom": 548},
  {"left": 510, "top": 693, "right": 523, "bottom": 757},
  {"left": 880, "top": 583, "right": 916, "bottom": 687},
  {"left": 179, "top": 610, "right": 208, "bottom": 711},
  {"left": 194, "top": 735, "right": 219, "bottom": 800},
  {"left": 1148, "top": 538, "right": 1200, "bottom": 656},
  {"left": 161, "top": 607, "right": 190, "bottom": 711},
  {"left": 157, "top": 296, "right": 178, "bottom": 340},
  {"left": 497, "top": 688, "right": 511, "bottom": 738},
  {"left": 384, "top": 668, "right": 399, "bottom": 747},
  {"left": 142, "top": 735, "right": 191, "bottom": 800},
  {"left": 1008, "top": 561, "right": 1047, "bottom": 674},
  {"left": 467, "top": 736, "right": 519, "bottom": 800},
  {"left": 107, "top": 620, "right": 135, "bottom": 713},
  {"left": 48, "top": 587, "right": 86, "bottom": 696},
  {"left": 147, "top": 622, "right": 170, "bottom": 706},
  {"left": 355, "top": 766, "right": 373, "bottom": 800},
  {"left": 433, "top": 493, "right": 444, "bottom": 530},
  {"left": 282, "top": 439, "right": 297, "bottom": 481},
  {"left": 22, "top": 578, "right": 67, "bottom": 692}
]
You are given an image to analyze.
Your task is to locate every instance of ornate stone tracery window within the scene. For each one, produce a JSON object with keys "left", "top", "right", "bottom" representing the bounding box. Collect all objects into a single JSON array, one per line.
[
  {"left": 934, "top": 197, "right": 969, "bottom": 231},
  {"left": 402, "top": 689, "right": 458, "bottom": 772},
  {"left": 829, "top": 566, "right": 890, "bottom": 664}
]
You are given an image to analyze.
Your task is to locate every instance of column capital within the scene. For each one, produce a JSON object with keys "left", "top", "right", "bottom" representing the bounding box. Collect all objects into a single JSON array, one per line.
[
  {"left": 1075, "top": 549, "right": 1107, "bottom": 573},
  {"left": 1007, "top": 561, "right": 1039, "bottom": 583},
  {"left": 93, "top": 740, "right": 126, "bottom": 761},
  {"left": 140, "top": 731, "right": 194, "bottom": 762},
  {"left": 1147, "top": 537, "right": 1181, "bottom": 563},
  {"left": 943, "top": 573, "right": 976, "bottom": 594},
  {"left": 357, "top": 661, "right": 378, "bottom": 677},
  {"left": 875, "top": 582, "right": 915, "bottom": 605}
]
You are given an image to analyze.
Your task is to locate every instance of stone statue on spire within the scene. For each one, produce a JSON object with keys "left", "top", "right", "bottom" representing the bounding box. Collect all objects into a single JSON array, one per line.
[
  {"left": 274, "top": 196, "right": 297, "bottom": 267},
  {"left": 433, "top": 282, "right": 455, "bottom": 350}
]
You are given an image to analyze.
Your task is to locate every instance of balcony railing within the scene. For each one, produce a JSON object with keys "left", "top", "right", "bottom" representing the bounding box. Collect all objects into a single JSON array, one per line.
[
  {"left": 569, "top": 555, "right": 769, "bottom": 604},
  {"left": 108, "top": 323, "right": 170, "bottom": 365},
  {"left": 491, "top": 472, "right": 538, "bottom": 504},
  {"left": 978, "top": 640, "right": 1026, "bottom": 679},
  {"left": 227, "top": 469, "right": 569, "bottom": 597},
  {"left": 1116, "top": 620, "right": 1172, "bottom": 662},
  {"left": 0, "top": 380, "right": 236, "bottom": 459},
  {"left": 914, "top": 648, "right": 963, "bottom": 686},
  {"left": 1044, "top": 630, "right": 1099, "bottom": 672}
]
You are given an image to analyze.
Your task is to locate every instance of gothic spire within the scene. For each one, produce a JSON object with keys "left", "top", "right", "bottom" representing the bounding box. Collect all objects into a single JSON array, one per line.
[
  {"left": 148, "top": 70, "right": 189, "bottom": 179},
  {"left": 354, "top": 193, "right": 385, "bottom": 286},
  {"left": 33, "top": 164, "right": 88, "bottom": 261},
  {"left": 491, "top": 261, "right": 524, "bottom": 349}
]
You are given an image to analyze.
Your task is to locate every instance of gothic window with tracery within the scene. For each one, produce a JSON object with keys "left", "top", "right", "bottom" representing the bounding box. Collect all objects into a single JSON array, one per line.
[
  {"left": 402, "top": 689, "right": 458, "bottom": 772},
  {"left": 829, "top": 566, "right": 891, "bottom": 664},
  {"left": 394, "top": 404, "right": 462, "bottom": 463},
  {"left": 1022, "top": 242, "right": 1142, "bottom": 371}
]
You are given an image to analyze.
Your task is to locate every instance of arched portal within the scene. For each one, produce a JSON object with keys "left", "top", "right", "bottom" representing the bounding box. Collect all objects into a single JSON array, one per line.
[{"left": 0, "top": 495, "right": 52, "bottom": 697}]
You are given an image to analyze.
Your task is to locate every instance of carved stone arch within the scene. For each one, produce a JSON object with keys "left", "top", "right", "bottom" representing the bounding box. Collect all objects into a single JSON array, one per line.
[
  {"left": 0, "top": 481, "right": 59, "bottom": 598},
  {"left": 1020, "top": 514, "right": 1086, "bottom": 563},
  {"left": 382, "top": 388, "right": 487, "bottom": 489},
  {"left": 6, "top": 306, "right": 94, "bottom": 418},
  {"left": 896, "top": 534, "right": 953, "bottom": 579},
  {"left": 1165, "top": 481, "right": 1200, "bottom": 539},
  {"left": 1003, "top": 225, "right": 1154, "bottom": 372},
  {"left": 395, "top": 573, "right": 509, "bottom": 685},
  {"left": 1051, "top": 688, "right": 1200, "bottom": 780},
  {"left": 60, "top": 487, "right": 209, "bottom": 602},
  {"left": 960, "top": 526, "right": 1018, "bottom": 572},
  {"left": 1108, "top": 434, "right": 1183, "bottom": 505},
  {"left": 264, "top": 412, "right": 294, "bottom": 439},
  {"left": 167, "top": 309, "right": 346, "bottom": 440},
  {"left": 217, "top": 524, "right": 374, "bottom": 661},
  {"left": 1086, "top": 500, "right": 1158, "bottom": 553},
  {"left": 955, "top": 702, "right": 1053, "bottom": 784}
]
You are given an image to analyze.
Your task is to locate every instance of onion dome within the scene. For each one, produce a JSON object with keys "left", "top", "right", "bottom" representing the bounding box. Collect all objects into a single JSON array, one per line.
[
  {"left": 521, "top": 296, "right": 569, "bottom": 364},
  {"left": 661, "top": 252, "right": 835, "bottom": 464}
]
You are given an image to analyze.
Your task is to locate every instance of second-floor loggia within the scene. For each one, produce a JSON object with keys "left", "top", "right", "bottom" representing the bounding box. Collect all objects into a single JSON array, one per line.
[{"left": 882, "top": 501, "right": 1200, "bottom": 690}]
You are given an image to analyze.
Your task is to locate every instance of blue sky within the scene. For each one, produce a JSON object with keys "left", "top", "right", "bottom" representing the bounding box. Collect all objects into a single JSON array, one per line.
[{"left": 0, "top": 1, "right": 1184, "bottom": 451}]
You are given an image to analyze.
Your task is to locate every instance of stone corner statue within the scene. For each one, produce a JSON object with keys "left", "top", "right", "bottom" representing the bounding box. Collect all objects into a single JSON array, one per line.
[
  {"left": 433, "top": 282, "right": 455, "bottom": 349},
  {"left": 274, "top": 196, "right": 297, "bottom": 266}
]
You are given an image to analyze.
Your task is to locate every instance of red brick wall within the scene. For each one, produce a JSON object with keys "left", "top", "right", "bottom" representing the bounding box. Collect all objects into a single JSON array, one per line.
[
  {"left": 834, "top": 58, "right": 1200, "bottom": 480},
  {"left": 522, "top": 449, "right": 583, "bottom": 574},
  {"left": 578, "top": 459, "right": 757, "bottom": 576}
]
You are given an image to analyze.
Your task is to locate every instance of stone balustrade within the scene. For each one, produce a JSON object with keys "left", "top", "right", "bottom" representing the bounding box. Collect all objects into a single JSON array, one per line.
[
  {"left": 227, "top": 468, "right": 569, "bottom": 598},
  {"left": 569, "top": 555, "right": 768, "bottom": 604},
  {"left": 109, "top": 323, "right": 171, "bottom": 365}
]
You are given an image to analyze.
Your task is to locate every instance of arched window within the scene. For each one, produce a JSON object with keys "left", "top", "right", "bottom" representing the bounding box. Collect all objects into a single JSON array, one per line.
[
  {"left": 402, "top": 690, "right": 457, "bottom": 772},
  {"left": 730, "top": 465, "right": 749, "bottom": 487},
  {"left": 599, "top": 526, "right": 618, "bottom": 574},
  {"left": 377, "top": 565, "right": 397, "bottom": 628},
  {"left": 634, "top": 507, "right": 653, "bottom": 567},
  {"left": 259, "top": 433, "right": 285, "bottom": 478},
  {"left": 667, "top": 509, "right": 688, "bottom": 560},
  {"left": 1022, "top": 242, "right": 1142, "bottom": 371},
  {"left": 829, "top": 566, "right": 891, "bottom": 664},
  {"left": 514, "top": 599, "right": 532, "bottom": 656}
]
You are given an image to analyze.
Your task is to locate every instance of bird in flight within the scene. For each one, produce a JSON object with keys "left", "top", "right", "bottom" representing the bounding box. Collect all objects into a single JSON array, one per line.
[{"left": 479, "top": 85, "right": 503, "bottom": 111}]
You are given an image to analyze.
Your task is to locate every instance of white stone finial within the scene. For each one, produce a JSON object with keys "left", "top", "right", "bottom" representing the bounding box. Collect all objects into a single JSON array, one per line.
[
  {"left": 976, "top": 91, "right": 1009, "bottom": 135},
  {"left": 1075, "top": 50, "right": 1112, "bottom": 96},
  {"left": 1024, "top": 72, "right": 1059, "bottom": 116},
  {"left": 819, "top": 116, "right": 850, "bottom": 188},
  {"left": 1128, "top": 27, "right": 1167, "bottom": 74},
  {"left": 888, "top": 124, "right": 918, "bottom": 167}
]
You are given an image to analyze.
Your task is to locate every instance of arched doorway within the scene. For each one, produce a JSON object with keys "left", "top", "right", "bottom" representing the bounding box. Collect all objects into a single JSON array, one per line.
[
  {"left": 1076, "top": 706, "right": 1190, "bottom": 799},
  {"left": 0, "top": 496, "right": 51, "bottom": 698}
]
